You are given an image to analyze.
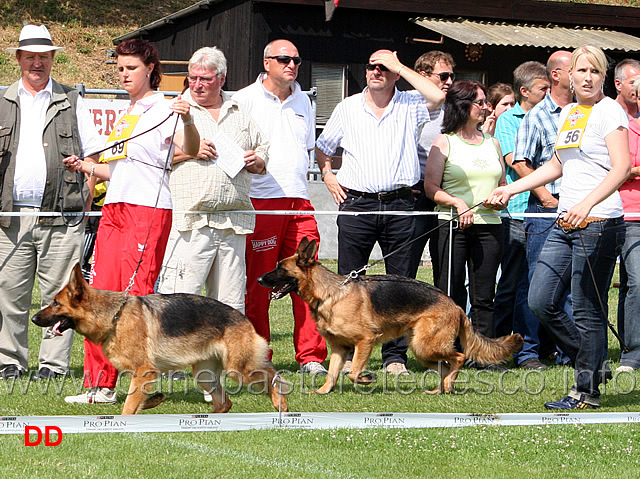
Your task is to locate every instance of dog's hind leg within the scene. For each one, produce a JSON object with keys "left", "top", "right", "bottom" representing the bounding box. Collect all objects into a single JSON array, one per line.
[
  {"left": 314, "top": 343, "right": 348, "bottom": 394},
  {"left": 264, "top": 365, "right": 289, "bottom": 412},
  {"left": 347, "top": 339, "right": 376, "bottom": 385},
  {"left": 193, "top": 359, "right": 231, "bottom": 413},
  {"left": 122, "top": 367, "right": 166, "bottom": 414}
]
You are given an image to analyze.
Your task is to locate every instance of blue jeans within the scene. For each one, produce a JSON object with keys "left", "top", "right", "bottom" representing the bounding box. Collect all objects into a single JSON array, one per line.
[
  {"left": 618, "top": 221, "right": 640, "bottom": 368},
  {"left": 529, "top": 218, "right": 625, "bottom": 401},
  {"left": 525, "top": 200, "right": 572, "bottom": 364},
  {"left": 493, "top": 218, "right": 540, "bottom": 364},
  {"left": 338, "top": 192, "right": 415, "bottom": 365}
]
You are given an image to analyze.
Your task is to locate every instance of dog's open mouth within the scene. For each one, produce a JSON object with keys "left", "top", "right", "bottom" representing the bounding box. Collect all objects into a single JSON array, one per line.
[
  {"left": 50, "top": 317, "right": 75, "bottom": 336},
  {"left": 268, "top": 282, "right": 297, "bottom": 300}
]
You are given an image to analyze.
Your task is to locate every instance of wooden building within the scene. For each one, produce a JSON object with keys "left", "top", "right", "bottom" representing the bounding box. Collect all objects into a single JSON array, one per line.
[{"left": 115, "top": 0, "right": 640, "bottom": 123}]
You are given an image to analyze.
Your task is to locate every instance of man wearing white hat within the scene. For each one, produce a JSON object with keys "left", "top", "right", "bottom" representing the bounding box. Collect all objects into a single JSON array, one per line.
[{"left": 0, "top": 25, "right": 102, "bottom": 380}]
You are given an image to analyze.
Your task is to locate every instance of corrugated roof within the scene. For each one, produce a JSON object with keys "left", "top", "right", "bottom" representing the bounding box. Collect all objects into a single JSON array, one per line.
[{"left": 412, "top": 17, "right": 640, "bottom": 52}]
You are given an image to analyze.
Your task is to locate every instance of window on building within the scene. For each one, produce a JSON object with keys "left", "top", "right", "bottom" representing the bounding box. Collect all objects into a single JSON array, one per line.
[{"left": 312, "top": 63, "right": 347, "bottom": 126}]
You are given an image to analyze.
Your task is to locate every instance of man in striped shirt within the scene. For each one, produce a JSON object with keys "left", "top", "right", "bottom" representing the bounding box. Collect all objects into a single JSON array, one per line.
[{"left": 316, "top": 49, "right": 445, "bottom": 375}]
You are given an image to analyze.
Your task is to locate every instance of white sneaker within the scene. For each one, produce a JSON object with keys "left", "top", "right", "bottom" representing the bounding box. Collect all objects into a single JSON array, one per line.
[
  {"left": 385, "top": 362, "right": 410, "bottom": 376},
  {"left": 617, "top": 365, "right": 635, "bottom": 373},
  {"left": 65, "top": 388, "right": 117, "bottom": 405},
  {"left": 300, "top": 361, "right": 328, "bottom": 375}
]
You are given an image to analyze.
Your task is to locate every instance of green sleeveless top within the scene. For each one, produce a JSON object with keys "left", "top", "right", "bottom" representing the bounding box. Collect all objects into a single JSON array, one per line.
[{"left": 434, "top": 132, "right": 503, "bottom": 225}]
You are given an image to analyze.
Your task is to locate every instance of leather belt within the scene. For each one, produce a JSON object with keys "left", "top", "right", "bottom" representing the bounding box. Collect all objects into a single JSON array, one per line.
[
  {"left": 556, "top": 216, "right": 607, "bottom": 233},
  {"left": 346, "top": 187, "right": 412, "bottom": 201}
]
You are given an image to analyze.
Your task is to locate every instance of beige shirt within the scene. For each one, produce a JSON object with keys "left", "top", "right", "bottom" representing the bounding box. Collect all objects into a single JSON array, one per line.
[{"left": 169, "top": 90, "right": 269, "bottom": 234}]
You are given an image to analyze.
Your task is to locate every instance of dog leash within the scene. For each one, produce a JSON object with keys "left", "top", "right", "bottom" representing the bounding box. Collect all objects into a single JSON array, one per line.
[
  {"left": 58, "top": 113, "right": 177, "bottom": 228},
  {"left": 341, "top": 200, "right": 484, "bottom": 285},
  {"left": 110, "top": 113, "right": 181, "bottom": 323},
  {"left": 576, "top": 230, "right": 630, "bottom": 353}
]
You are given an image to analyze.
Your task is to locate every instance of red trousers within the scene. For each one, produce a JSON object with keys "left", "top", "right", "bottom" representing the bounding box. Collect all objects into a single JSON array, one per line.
[
  {"left": 245, "top": 198, "right": 327, "bottom": 364},
  {"left": 83, "top": 203, "right": 171, "bottom": 389}
]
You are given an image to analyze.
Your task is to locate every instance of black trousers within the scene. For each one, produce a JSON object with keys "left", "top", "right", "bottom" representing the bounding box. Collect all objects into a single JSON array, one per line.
[
  {"left": 431, "top": 220, "right": 503, "bottom": 338},
  {"left": 337, "top": 192, "right": 415, "bottom": 365}
]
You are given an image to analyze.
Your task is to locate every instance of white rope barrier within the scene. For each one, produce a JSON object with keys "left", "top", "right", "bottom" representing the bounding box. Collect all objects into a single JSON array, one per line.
[{"left": 4, "top": 210, "right": 640, "bottom": 218}]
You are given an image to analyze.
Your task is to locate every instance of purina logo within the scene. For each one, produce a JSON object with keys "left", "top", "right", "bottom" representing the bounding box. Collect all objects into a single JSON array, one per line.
[{"left": 251, "top": 236, "right": 277, "bottom": 252}]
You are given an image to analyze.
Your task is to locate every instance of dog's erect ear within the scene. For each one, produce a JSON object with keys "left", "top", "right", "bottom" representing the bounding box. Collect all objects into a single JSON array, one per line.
[
  {"left": 296, "top": 237, "right": 310, "bottom": 255},
  {"left": 67, "top": 262, "right": 87, "bottom": 301},
  {"left": 297, "top": 238, "right": 318, "bottom": 266}
]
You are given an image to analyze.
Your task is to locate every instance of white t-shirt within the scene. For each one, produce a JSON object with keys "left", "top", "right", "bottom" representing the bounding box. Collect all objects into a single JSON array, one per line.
[
  {"left": 556, "top": 97, "right": 628, "bottom": 219},
  {"left": 233, "top": 74, "right": 314, "bottom": 200},
  {"left": 13, "top": 78, "right": 103, "bottom": 206},
  {"left": 104, "top": 93, "right": 182, "bottom": 209}
]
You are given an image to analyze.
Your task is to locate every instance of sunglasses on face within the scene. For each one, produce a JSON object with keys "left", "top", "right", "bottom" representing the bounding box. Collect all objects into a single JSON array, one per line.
[
  {"left": 266, "top": 55, "right": 302, "bottom": 66},
  {"left": 473, "top": 99, "right": 489, "bottom": 107},
  {"left": 365, "top": 63, "right": 389, "bottom": 72},
  {"left": 429, "top": 72, "right": 456, "bottom": 82}
]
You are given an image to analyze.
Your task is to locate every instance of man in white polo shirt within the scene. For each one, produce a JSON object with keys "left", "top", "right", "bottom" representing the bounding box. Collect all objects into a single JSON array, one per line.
[
  {"left": 0, "top": 25, "right": 101, "bottom": 380},
  {"left": 316, "top": 49, "right": 445, "bottom": 375},
  {"left": 233, "top": 39, "right": 327, "bottom": 375}
]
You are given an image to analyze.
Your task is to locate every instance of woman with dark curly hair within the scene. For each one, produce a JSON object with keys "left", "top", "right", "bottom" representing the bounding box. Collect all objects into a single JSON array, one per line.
[
  {"left": 425, "top": 80, "right": 506, "bottom": 365},
  {"left": 63, "top": 39, "right": 199, "bottom": 405}
]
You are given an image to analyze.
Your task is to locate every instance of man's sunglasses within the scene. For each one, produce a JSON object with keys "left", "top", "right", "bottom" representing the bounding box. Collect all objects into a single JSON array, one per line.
[
  {"left": 266, "top": 55, "right": 302, "bottom": 65},
  {"left": 366, "top": 63, "right": 389, "bottom": 72},
  {"left": 429, "top": 72, "right": 456, "bottom": 82}
]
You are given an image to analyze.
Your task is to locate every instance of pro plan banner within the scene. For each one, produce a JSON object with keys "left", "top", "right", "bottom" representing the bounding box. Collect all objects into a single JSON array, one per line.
[{"left": 3, "top": 412, "right": 640, "bottom": 435}]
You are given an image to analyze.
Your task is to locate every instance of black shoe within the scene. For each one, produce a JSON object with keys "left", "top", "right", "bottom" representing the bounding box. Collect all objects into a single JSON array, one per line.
[
  {"left": 544, "top": 394, "right": 599, "bottom": 410},
  {"left": 518, "top": 358, "right": 548, "bottom": 371},
  {"left": 1, "top": 365, "right": 24, "bottom": 380},
  {"left": 31, "top": 367, "right": 62, "bottom": 380}
]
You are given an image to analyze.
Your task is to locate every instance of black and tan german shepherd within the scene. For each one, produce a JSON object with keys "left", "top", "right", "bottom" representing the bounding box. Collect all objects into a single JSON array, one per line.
[
  {"left": 32, "top": 263, "right": 288, "bottom": 415},
  {"left": 259, "top": 238, "right": 523, "bottom": 395}
]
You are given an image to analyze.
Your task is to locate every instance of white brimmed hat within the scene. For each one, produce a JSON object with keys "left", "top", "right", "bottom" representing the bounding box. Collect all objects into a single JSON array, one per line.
[{"left": 7, "top": 25, "right": 65, "bottom": 53}]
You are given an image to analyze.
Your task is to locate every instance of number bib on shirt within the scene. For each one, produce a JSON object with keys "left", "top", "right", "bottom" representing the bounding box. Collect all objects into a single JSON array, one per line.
[
  {"left": 100, "top": 114, "right": 141, "bottom": 162},
  {"left": 556, "top": 105, "right": 593, "bottom": 150}
]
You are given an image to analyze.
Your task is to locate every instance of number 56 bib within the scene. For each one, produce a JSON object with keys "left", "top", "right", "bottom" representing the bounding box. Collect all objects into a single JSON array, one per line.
[
  {"left": 556, "top": 105, "right": 593, "bottom": 150},
  {"left": 99, "top": 114, "right": 141, "bottom": 162}
]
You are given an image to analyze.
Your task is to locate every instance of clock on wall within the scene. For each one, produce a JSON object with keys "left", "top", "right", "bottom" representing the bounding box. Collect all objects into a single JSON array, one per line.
[{"left": 465, "top": 44, "right": 483, "bottom": 63}]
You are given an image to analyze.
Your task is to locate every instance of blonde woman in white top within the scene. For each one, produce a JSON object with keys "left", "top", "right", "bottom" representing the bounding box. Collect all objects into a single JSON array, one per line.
[{"left": 485, "top": 45, "right": 630, "bottom": 409}]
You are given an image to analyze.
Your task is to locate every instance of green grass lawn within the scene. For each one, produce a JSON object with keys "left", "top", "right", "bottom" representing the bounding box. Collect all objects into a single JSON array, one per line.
[{"left": 1, "top": 262, "right": 639, "bottom": 478}]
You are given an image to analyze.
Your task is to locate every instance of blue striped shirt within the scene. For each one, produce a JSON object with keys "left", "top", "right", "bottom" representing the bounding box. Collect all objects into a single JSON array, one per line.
[
  {"left": 316, "top": 87, "right": 431, "bottom": 192},
  {"left": 494, "top": 103, "right": 529, "bottom": 215},
  {"left": 513, "top": 93, "right": 563, "bottom": 196}
]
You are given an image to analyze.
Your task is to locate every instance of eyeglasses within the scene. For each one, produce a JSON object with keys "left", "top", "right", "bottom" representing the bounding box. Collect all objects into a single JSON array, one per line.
[
  {"left": 365, "top": 63, "right": 389, "bottom": 72},
  {"left": 187, "top": 75, "right": 216, "bottom": 85},
  {"left": 473, "top": 99, "right": 489, "bottom": 107},
  {"left": 266, "top": 55, "right": 302, "bottom": 66},
  {"left": 429, "top": 72, "right": 456, "bottom": 82}
]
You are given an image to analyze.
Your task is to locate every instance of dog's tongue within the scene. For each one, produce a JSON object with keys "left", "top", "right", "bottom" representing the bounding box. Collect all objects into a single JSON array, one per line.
[{"left": 51, "top": 321, "right": 64, "bottom": 336}]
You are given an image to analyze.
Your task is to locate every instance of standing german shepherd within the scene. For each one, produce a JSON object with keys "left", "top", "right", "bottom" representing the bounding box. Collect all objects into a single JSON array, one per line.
[
  {"left": 259, "top": 238, "right": 523, "bottom": 395},
  {"left": 32, "top": 264, "right": 288, "bottom": 415}
]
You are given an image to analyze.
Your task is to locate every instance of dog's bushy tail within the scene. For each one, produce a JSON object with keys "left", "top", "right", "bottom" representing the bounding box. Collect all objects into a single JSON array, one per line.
[{"left": 458, "top": 309, "right": 523, "bottom": 364}]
